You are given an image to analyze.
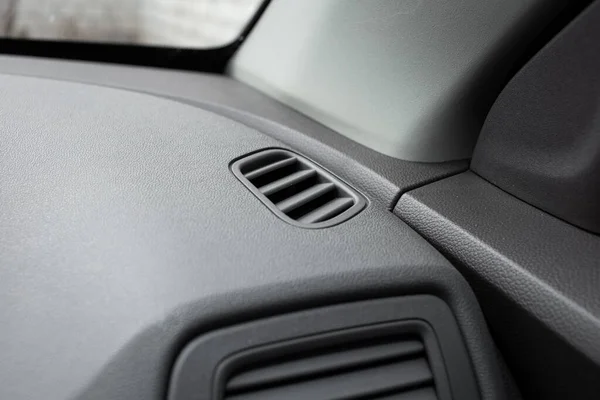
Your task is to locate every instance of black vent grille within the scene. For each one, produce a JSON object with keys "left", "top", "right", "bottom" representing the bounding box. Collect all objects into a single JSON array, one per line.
[
  {"left": 223, "top": 338, "right": 437, "bottom": 400},
  {"left": 231, "top": 149, "right": 366, "bottom": 228}
]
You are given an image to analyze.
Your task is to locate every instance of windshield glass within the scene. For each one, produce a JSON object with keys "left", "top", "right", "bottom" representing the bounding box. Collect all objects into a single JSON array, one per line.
[{"left": 0, "top": 0, "right": 264, "bottom": 48}]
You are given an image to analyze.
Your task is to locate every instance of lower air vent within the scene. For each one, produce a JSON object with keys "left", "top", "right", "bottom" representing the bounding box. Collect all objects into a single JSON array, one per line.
[
  {"left": 231, "top": 149, "right": 366, "bottom": 228},
  {"left": 170, "top": 298, "right": 480, "bottom": 400},
  {"left": 223, "top": 336, "right": 437, "bottom": 400}
]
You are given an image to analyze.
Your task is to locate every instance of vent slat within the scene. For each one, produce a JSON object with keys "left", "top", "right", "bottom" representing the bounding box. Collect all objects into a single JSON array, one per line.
[
  {"left": 259, "top": 169, "right": 317, "bottom": 196},
  {"left": 227, "top": 340, "right": 424, "bottom": 393},
  {"left": 298, "top": 198, "right": 354, "bottom": 224},
  {"left": 232, "top": 149, "right": 365, "bottom": 227},
  {"left": 276, "top": 183, "right": 336, "bottom": 214},
  {"left": 226, "top": 358, "right": 433, "bottom": 400},
  {"left": 374, "top": 387, "right": 438, "bottom": 400},
  {"left": 244, "top": 157, "right": 297, "bottom": 181}
]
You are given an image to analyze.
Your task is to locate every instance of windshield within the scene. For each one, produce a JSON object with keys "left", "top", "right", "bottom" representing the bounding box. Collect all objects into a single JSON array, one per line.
[{"left": 0, "top": 0, "right": 264, "bottom": 48}]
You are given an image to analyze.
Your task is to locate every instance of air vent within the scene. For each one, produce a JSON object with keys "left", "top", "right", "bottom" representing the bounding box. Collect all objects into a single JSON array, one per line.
[
  {"left": 223, "top": 337, "right": 437, "bottom": 400},
  {"left": 231, "top": 149, "right": 366, "bottom": 228}
]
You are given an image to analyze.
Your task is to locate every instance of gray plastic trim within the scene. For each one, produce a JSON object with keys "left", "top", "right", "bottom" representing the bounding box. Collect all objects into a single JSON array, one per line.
[
  {"left": 169, "top": 296, "right": 479, "bottom": 400},
  {"left": 471, "top": 0, "right": 600, "bottom": 234},
  {"left": 231, "top": 148, "right": 366, "bottom": 229},
  {"left": 0, "top": 54, "right": 468, "bottom": 209},
  {"left": 0, "top": 74, "right": 509, "bottom": 400},
  {"left": 395, "top": 171, "right": 600, "bottom": 399}
]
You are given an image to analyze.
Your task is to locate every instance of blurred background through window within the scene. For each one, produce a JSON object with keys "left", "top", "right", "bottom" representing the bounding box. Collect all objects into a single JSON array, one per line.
[{"left": 0, "top": 0, "right": 264, "bottom": 48}]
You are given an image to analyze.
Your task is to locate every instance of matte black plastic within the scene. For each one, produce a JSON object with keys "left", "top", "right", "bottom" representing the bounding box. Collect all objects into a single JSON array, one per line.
[
  {"left": 232, "top": 149, "right": 366, "bottom": 228},
  {"left": 471, "top": 1, "right": 600, "bottom": 234},
  {"left": 169, "top": 296, "right": 479, "bottom": 400},
  {"left": 395, "top": 171, "right": 600, "bottom": 400}
]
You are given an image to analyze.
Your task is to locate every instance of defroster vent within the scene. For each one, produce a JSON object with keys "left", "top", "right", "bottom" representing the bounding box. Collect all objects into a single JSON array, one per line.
[
  {"left": 231, "top": 149, "right": 366, "bottom": 228},
  {"left": 223, "top": 336, "right": 437, "bottom": 400}
]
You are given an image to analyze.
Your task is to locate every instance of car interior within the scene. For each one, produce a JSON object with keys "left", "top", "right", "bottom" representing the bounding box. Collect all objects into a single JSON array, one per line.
[{"left": 1, "top": 0, "right": 599, "bottom": 399}]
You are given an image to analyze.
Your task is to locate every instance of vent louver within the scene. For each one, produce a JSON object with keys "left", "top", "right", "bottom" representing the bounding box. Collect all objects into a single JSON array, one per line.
[
  {"left": 231, "top": 149, "right": 366, "bottom": 228},
  {"left": 223, "top": 338, "right": 437, "bottom": 400}
]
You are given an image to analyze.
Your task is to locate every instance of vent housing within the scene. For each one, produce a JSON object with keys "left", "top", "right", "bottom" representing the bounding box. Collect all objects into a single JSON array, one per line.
[
  {"left": 222, "top": 335, "right": 438, "bottom": 400},
  {"left": 231, "top": 149, "right": 366, "bottom": 228},
  {"left": 169, "top": 297, "right": 480, "bottom": 400}
]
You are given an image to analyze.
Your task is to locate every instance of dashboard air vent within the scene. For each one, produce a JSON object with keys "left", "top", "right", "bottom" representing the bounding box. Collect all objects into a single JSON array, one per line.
[
  {"left": 223, "top": 337, "right": 437, "bottom": 400},
  {"left": 231, "top": 149, "right": 366, "bottom": 228}
]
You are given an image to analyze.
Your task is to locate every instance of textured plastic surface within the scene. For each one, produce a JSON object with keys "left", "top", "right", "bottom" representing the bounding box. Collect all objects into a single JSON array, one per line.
[
  {"left": 0, "top": 54, "right": 467, "bottom": 209},
  {"left": 0, "top": 75, "right": 508, "bottom": 400},
  {"left": 230, "top": 0, "right": 564, "bottom": 161},
  {"left": 231, "top": 149, "right": 366, "bottom": 228},
  {"left": 395, "top": 171, "right": 600, "bottom": 399},
  {"left": 169, "top": 296, "right": 479, "bottom": 400},
  {"left": 223, "top": 335, "right": 432, "bottom": 399},
  {"left": 472, "top": 1, "right": 600, "bottom": 234}
]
